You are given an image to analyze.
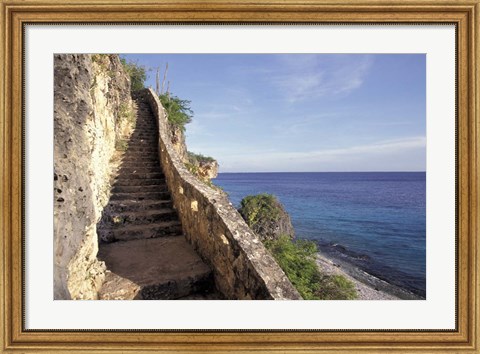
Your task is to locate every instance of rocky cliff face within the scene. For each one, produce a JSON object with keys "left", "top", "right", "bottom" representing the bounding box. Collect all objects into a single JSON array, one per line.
[
  {"left": 54, "top": 54, "right": 134, "bottom": 299},
  {"left": 196, "top": 160, "right": 219, "bottom": 180},
  {"left": 169, "top": 125, "right": 188, "bottom": 162},
  {"left": 169, "top": 126, "right": 219, "bottom": 182}
]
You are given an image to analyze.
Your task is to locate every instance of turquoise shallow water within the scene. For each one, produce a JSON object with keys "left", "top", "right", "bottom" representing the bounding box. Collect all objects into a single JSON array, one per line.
[{"left": 213, "top": 172, "right": 426, "bottom": 298}]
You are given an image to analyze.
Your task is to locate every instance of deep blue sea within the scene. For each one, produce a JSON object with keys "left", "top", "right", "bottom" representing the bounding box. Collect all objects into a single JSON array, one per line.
[{"left": 213, "top": 172, "right": 426, "bottom": 298}]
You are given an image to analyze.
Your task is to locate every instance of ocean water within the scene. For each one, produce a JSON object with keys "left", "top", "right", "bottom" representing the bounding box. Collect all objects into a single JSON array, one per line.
[{"left": 213, "top": 172, "right": 426, "bottom": 298}]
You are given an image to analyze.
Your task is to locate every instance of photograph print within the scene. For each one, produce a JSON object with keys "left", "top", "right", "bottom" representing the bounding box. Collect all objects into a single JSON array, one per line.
[{"left": 54, "top": 53, "right": 426, "bottom": 301}]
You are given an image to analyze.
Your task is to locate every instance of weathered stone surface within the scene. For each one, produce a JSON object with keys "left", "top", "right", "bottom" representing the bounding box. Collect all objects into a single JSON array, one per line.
[
  {"left": 54, "top": 54, "right": 133, "bottom": 299},
  {"left": 144, "top": 89, "right": 302, "bottom": 300},
  {"left": 98, "top": 271, "right": 140, "bottom": 300},
  {"left": 169, "top": 125, "right": 188, "bottom": 162},
  {"left": 196, "top": 160, "right": 219, "bottom": 180},
  {"left": 98, "top": 237, "right": 214, "bottom": 300}
]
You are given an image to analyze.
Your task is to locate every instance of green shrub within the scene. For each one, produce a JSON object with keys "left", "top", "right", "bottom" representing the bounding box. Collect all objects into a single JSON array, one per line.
[
  {"left": 315, "top": 274, "right": 358, "bottom": 300},
  {"left": 187, "top": 151, "right": 216, "bottom": 165},
  {"left": 264, "top": 235, "right": 358, "bottom": 300},
  {"left": 265, "top": 235, "right": 321, "bottom": 299},
  {"left": 158, "top": 94, "right": 193, "bottom": 131},
  {"left": 239, "top": 194, "right": 295, "bottom": 241},
  {"left": 120, "top": 58, "right": 147, "bottom": 91},
  {"left": 239, "top": 193, "right": 280, "bottom": 229}
]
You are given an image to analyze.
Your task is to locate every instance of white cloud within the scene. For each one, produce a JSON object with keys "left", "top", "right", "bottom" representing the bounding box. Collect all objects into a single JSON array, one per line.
[
  {"left": 273, "top": 112, "right": 342, "bottom": 135},
  {"left": 217, "top": 136, "right": 426, "bottom": 172},
  {"left": 271, "top": 55, "right": 373, "bottom": 103},
  {"left": 306, "top": 136, "right": 426, "bottom": 158}
]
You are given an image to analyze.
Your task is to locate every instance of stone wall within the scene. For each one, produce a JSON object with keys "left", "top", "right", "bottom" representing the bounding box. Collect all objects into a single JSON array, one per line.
[
  {"left": 54, "top": 54, "right": 133, "bottom": 299},
  {"left": 145, "top": 89, "right": 301, "bottom": 300}
]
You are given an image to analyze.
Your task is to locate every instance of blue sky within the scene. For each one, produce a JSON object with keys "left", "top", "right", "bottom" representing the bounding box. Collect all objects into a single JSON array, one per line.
[{"left": 122, "top": 54, "right": 426, "bottom": 172}]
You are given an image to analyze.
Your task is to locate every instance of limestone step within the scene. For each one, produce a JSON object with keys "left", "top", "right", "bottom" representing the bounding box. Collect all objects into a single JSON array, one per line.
[
  {"left": 126, "top": 142, "right": 157, "bottom": 148},
  {"left": 119, "top": 165, "right": 161, "bottom": 172},
  {"left": 113, "top": 176, "right": 165, "bottom": 186},
  {"left": 99, "top": 220, "right": 183, "bottom": 242},
  {"left": 129, "top": 135, "right": 156, "bottom": 139},
  {"left": 98, "top": 237, "right": 214, "bottom": 300},
  {"left": 122, "top": 154, "right": 157, "bottom": 159},
  {"left": 129, "top": 134, "right": 156, "bottom": 138},
  {"left": 125, "top": 147, "right": 159, "bottom": 153},
  {"left": 122, "top": 151, "right": 158, "bottom": 157},
  {"left": 124, "top": 149, "right": 156, "bottom": 154},
  {"left": 131, "top": 131, "right": 156, "bottom": 135},
  {"left": 126, "top": 141, "right": 157, "bottom": 146},
  {"left": 125, "top": 138, "right": 155, "bottom": 143},
  {"left": 129, "top": 132, "right": 156, "bottom": 137},
  {"left": 121, "top": 150, "right": 158, "bottom": 155},
  {"left": 129, "top": 134, "right": 156, "bottom": 139},
  {"left": 109, "top": 190, "right": 170, "bottom": 201},
  {"left": 104, "top": 208, "right": 178, "bottom": 226},
  {"left": 126, "top": 137, "right": 156, "bottom": 142},
  {"left": 117, "top": 166, "right": 164, "bottom": 175},
  {"left": 120, "top": 156, "right": 159, "bottom": 162},
  {"left": 112, "top": 184, "right": 167, "bottom": 194},
  {"left": 120, "top": 161, "right": 161, "bottom": 168},
  {"left": 114, "top": 170, "right": 164, "bottom": 177},
  {"left": 107, "top": 199, "right": 173, "bottom": 212},
  {"left": 129, "top": 131, "right": 155, "bottom": 135},
  {"left": 133, "top": 121, "right": 154, "bottom": 125},
  {"left": 121, "top": 156, "right": 160, "bottom": 163},
  {"left": 134, "top": 127, "right": 155, "bottom": 130},
  {"left": 128, "top": 139, "right": 156, "bottom": 144},
  {"left": 138, "top": 124, "right": 154, "bottom": 127},
  {"left": 98, "top": 271, "right": 141, "bottom": 300}
]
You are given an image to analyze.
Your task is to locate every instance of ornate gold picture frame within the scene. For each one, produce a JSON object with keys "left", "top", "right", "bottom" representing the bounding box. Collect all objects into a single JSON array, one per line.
[{"left": 1, "top": 0, "right": 479, "bottom": 352}]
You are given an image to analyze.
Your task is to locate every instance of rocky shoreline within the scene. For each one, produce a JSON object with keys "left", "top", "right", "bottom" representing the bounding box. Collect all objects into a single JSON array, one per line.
[{"left": 316, "top": 251, "right": 423, "bottom": 300}]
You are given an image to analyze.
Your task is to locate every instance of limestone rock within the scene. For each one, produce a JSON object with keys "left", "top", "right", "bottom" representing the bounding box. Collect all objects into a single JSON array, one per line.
[
  {"left": 54, "top": 54, "right": 133, "bottom": 299},
  {"left": 197, "top": 160, "right": 219, "bottom": 180},
  {"left": 186, "top": 151, "right": 219, "bottom": 181},
  {"left": 169, "top": 125, "right": 188, "bottom": 162}
]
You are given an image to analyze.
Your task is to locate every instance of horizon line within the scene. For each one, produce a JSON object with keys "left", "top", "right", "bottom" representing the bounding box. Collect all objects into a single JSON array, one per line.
[{"left": 217, "top": 171, "right": 427, "bottom": 174}]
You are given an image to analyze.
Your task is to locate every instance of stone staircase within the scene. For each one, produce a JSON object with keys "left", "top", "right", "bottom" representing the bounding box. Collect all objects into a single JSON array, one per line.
[{"left": 97, "top": 94, "right": 220, "bottom": 300}]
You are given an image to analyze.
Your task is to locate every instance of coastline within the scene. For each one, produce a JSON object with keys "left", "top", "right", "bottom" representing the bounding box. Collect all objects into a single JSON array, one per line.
[{"left": 316, "top": 250, "right": 423, "bottom": 300}]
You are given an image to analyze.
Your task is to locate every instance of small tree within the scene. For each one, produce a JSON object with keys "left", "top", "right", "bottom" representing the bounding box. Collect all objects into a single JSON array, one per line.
[
  {"left": 120, "top": 58, "right": 147, "bottom": 91},
  {"left": 158, "top": 94, "right": 193, "bottom": 131}
]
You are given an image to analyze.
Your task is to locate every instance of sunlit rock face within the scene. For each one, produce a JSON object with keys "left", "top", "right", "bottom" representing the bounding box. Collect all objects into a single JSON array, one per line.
[{"left": 53, "top": 54, "right": 133, "bottom": 299}]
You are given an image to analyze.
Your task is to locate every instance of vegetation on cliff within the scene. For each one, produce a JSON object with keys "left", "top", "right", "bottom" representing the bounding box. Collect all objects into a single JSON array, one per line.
[
  {"left": 266, "top": 236, "right": 357, "bottom": 300},
  {"left": 158, "top": 94, "right": 193, "bottom": 132},
  {"left": 238, "top": 194, "right": 294, "bottom": 241},
  {"left": 120, "top": 58, "right": 147, "bottom": 91},
  {"left": 155, "top": 87, "right": 219, "bottom": 187},
  {"left": 157, "top": 91, "right": 219, "bottom": 186},
  {"left": 188, "top": 152, "right": 216, "bottom": 164},
  {"left": 239, "top": 194, "right": 357, "bottom": 300},
  {"left": 185, "top": 152, "right": 219, "bottom": 187}
]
